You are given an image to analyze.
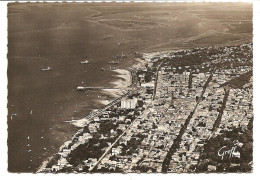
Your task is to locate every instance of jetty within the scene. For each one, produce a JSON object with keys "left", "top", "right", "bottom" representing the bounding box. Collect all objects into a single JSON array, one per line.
[
  {"left": 84, "top": 91, "right": 130, "bottom": 121},
  {"left": 77, "top": 86, "right": 122, "bottom": 90}
]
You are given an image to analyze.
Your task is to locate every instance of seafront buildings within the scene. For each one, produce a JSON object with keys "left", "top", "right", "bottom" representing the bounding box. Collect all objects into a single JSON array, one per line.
[{"left": 121, "top": 98, "right": 138, "bottom": 109}]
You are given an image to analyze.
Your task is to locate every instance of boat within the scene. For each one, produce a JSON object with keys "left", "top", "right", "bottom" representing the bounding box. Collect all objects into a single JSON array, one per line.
[
  {"left": 80, "top": 60, "right": 89, "bottom": 64},
  {"left": 41, "top": 67, "right": 52, "bottom": 71},
  {"left": 103, "top": 35, "right": 111, "bottom": 40},
  {"left": 101, "top": 67, "right": 105, "bottom": 71}
]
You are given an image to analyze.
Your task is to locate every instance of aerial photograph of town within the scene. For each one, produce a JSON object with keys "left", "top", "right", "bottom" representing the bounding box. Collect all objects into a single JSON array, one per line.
[{"left": 7, "top": 2, "right": 253, "bottom": 173}]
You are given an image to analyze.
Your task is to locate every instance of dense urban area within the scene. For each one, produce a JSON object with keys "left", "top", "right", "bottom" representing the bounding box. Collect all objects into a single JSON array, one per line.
[{"left": 38, "top": 42, "right": 253, "bottom": 173}]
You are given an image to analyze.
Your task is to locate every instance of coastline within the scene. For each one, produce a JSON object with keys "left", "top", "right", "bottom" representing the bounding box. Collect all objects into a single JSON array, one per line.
[
  {"left": 37, "top": 59, "right": 144, "bottom": 172},
  {"left": 65, "top": 68, "right": 132, "bottom": 128},
  {"left": 110, "top": 69, "right": 132, "bottom": 88},
  {"left": 36, "top": 42, "right": 253, "bottom": 173}
]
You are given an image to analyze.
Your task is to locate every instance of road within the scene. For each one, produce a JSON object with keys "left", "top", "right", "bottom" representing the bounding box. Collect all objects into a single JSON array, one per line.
[
  {"left": 161, "top": 72, "right": 214, "bottom": 172},
  {"left": 152, "top": 61, "right": 164, "bottom": 101}
]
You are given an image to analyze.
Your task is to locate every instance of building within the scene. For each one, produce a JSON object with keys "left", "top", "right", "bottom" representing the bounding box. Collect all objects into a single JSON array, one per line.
[{"left": 121, "top": 98, "right": 138, "bottom": 109}]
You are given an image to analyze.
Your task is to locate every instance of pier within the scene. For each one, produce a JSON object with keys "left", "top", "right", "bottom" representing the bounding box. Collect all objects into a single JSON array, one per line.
[
  {"left": 77, "top": 86, "right": 122, "bottom": 90},
  {"left": 84, "top": 91, "right": 130, "bottom": 121}
]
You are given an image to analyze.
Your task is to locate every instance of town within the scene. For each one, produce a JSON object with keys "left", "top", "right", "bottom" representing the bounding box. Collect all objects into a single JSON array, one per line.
[{"left": 38, "top": 43, "right": 253, "bottom": 173}]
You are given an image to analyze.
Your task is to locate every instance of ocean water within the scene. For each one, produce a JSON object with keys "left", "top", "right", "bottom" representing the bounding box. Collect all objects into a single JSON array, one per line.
[{"left": 7, "top": 4, "right": 137, "bottom": 172}]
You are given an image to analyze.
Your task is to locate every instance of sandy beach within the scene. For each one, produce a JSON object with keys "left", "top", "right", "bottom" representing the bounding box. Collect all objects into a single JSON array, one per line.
[
  {"left": 37, "top": 67, "right": 133, "bottom": 172},
  {"left": 110, "top": 69, "right": 132, "bottom": 88},
  {"left": 66, "top": 68, "right": 131, "bottom": 128},
  {"left": 132, "top": 58, "right": 148, "bottom": 69}
]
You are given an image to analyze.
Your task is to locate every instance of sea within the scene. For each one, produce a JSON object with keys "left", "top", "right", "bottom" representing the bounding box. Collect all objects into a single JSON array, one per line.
[{"left": 7, "top": 3, "right": 139, "bottom": 172}]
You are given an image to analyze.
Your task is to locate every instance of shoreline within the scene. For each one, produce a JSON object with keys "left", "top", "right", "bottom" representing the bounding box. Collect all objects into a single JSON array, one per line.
[
  {"left": 65, "top": 68, "right": 132, "bottom": 128},
  {"left": 37, "top": 59, "right": 145, "bottom": 172},
  {"left": 37, "top": 42, "right": 253, "bottom": 172}
]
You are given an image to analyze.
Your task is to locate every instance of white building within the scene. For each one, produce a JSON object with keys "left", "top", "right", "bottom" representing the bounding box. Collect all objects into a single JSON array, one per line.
[{"left": 121, "top": 98, "right": 138, "bottom": 109}]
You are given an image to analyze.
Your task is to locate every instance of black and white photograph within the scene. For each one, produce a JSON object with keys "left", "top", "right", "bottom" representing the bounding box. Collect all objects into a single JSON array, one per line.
[{"left": 1, "top": 0, "right": 259, "bottom": 177}]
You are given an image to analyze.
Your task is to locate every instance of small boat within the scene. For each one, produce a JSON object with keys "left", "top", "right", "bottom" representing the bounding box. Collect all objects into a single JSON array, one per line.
[
  {"left": 30, "top": 110, "right": 32, "bottom": 115},
  {"left": 10, "top": 113, "right": 17, "bottom": 120},
  {"left": 103, "top": 35, "right": 111, "bottom": 40},
  {"left": 80, "top": 60, "right": 89, "bottom": 64},
  {"left": 41, "top": 67, "right": 52, "bottom": 71},
  {"left": 101, "top": 67, "right": 105, "bottom": 71}
]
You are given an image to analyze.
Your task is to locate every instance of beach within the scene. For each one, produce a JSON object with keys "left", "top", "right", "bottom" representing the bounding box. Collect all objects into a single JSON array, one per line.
[
  {"left": 66, "top": 68, "right": 132, "bottom": 128},
  {"left": 36, "top": 67, "right": 134, "bottom": 172}
]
